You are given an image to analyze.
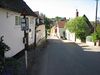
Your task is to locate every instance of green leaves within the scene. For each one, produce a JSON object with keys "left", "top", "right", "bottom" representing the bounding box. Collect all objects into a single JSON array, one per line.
[
  {"left": 91, "top": 24, "right": 100, "bottom": 42},
  {"left": 65, "top": 15, "right": 92, "bottom": 42},
  {"left": 44, "top": 17, "right": 52, "bottom": 29},
  {"left": 91, "top": 32, "right": 98, "bottom": 42},
  {"left": 96, "top": 24, "right": 100, "bottom": 39}
]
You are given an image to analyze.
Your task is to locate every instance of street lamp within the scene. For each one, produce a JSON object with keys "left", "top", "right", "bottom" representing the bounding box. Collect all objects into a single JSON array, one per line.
[{"left": 21, "top": 12, "right": 29, "bottom": 73}]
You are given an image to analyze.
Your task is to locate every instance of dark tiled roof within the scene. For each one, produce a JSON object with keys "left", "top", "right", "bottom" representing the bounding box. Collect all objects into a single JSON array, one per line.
[
  {"left": 0, "top": 0, "right": 38, "bottom": 17},
  {"left": 83, "top": 15, "right": 94, "bottom": 33}
]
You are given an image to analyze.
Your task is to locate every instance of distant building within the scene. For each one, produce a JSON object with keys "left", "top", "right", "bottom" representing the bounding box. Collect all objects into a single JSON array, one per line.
[{"left": 56, "top": 20, "right": 66, "bottom": 38}]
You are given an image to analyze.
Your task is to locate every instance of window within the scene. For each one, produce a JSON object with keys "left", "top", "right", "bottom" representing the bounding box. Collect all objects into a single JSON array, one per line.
[
  {"left": 30, "top": 18, "right": 34, "bottom": 25},
  {"left": 15, "top": 16, "right": 21, "bottom": 25}
]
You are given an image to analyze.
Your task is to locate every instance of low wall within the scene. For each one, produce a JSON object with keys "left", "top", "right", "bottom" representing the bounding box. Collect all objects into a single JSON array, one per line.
[{"left": 86, "top": 41, "right": 94, "bottom": 46}]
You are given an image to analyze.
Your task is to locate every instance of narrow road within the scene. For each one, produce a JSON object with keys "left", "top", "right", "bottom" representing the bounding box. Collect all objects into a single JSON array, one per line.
[{"left": 31, "top": 36, "right": 100, "bottom": 75}]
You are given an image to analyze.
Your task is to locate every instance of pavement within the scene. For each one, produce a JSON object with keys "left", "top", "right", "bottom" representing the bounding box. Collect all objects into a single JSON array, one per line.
[
  {"left": 62, "top": 39, "right": 100, "bottom": 52},
  {"left": 30, "top": 35, "right": 100, "bottom": 75}
]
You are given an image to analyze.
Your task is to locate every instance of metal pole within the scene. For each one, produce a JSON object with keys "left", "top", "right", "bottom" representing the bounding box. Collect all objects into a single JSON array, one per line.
[
  {"left": 23, "top": 15, "right": 28, "bottom": 72},
  {"left": 25, "top": 50, "right": 28, "bottom": 68},
  {"left": 94, "top": 0, "right": 98, "bottom": 46},
  {"left": 95, "top": 0, "right": 98, "bottom": 31}
]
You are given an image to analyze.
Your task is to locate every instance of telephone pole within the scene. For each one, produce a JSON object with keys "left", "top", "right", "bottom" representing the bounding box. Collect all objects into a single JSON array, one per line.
[
  {"left": 95, "top": 0, "right": 98, "bottom": 31},
  {"left": 94, "top": 0, "right": 98, "bottom": 46}
]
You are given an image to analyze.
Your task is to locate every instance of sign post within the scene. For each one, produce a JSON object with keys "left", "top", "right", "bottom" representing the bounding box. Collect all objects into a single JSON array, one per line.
[{"left": 21, "top": 14, "right": 29, "bottom": 74}]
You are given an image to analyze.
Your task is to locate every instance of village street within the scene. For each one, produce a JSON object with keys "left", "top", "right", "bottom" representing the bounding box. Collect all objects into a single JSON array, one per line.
[{"left": 30, "top": 35, "right": 100, "bottom": 75}]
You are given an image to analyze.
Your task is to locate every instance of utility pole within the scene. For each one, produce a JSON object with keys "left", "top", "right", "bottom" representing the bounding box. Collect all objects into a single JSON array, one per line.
[
  {"left": 94, "top": 0, "right": 98, "bottom": 46},
  {"left": 95, "top": 0, "right": 98, "bottom": 31}
]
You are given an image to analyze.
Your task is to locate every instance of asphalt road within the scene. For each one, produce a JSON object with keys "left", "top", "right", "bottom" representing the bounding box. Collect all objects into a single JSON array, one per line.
[{"left": 32, "top": 37, "right": 100, "bottom": 75}]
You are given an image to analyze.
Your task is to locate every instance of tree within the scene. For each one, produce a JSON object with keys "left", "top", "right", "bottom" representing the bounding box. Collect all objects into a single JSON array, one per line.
[
  {"left": 96, "top": 24, "right": 100, "bottom": 39},
  {"left": 44, "top": 17, "right": 53, "bottom": 38},
  {"left": 65, "top": 15, "right": 92, "bottom": 42},
  {"left": 91, "top": 24, "right": 100, "bottom": 46},
  {"left": 44, "top": 17, "right": 51, "bottom": 29},
  {"left": 55, "top": 16, "right": 62, "bottom": 21},
  {"left": 96, "top": 24, "right": 100, "bottom": 46}
]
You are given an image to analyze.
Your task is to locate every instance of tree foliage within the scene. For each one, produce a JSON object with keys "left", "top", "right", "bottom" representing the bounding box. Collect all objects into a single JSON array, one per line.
[
  {"left": 44, "top": 17, "right": 51, "bottom": 29},
  {"left": 91, "top": 32, "right": 98, "bottom": 42},
  {"left": 44, "top": 17, "right": 53, "bottom": 38},
  {"left": 96, "top": 24, "right": 100, "bottom": 39},
  {"left": 65, "top": 15, "right": 92, "bottom": 41},
  {"left": 55, "top": 16, "right": 62, "bottom": 21},
  {"left": 91, "top": 24, "right": 100, "bottom": 42}
]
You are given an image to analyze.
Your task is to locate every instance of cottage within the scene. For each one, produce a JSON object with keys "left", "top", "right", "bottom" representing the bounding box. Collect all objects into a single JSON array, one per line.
[
  {"left": 56, "top": 19, "right": 66, "bottom": 39},
  {"left": 35, "top": 12, "right": 46, "bottom": 46},
  {"left": 0, "top": 0, "right": 38, "bottom": 57}
]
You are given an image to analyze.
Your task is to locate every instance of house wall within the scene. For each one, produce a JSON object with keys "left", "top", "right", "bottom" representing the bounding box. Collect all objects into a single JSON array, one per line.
[
  {"left": 65, "top": 29, "right": 75, "bottom": 42},
  {"left": 0, "top": 8, "right": 24, "bottom": 57},
  {"left": 56, "top": 26, "right": 60, "bottom": 38},
  {"left": 36, "top": 25, "right": 45, "bottom": 44},
  {"left": 56, "top": 24, "right": 65, "bottom": 38},
  {"left": 0, "top": 8, "right": 36, "bottom": 57},
  {"left": 28, "top": 16, "right": 36, "bottom": 45},
  {"left": 59, "top": 28, "right": 64, "bottom": 38},
  {"left": 50, "top": 26, "right": 56, "bottom": 36}
]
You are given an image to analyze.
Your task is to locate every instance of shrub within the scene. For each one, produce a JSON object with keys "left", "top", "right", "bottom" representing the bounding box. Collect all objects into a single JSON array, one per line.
[
  {"left": 86, "top": 36, "right": 93, "bottom": 42},
  {"left": 91, "top": 32, "right": 98, "bottom": 42}
]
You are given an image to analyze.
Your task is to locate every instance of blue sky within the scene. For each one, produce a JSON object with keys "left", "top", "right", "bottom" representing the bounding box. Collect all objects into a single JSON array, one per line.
[{"left": 24, "top": 0, "right": 100, "bottom": 21}]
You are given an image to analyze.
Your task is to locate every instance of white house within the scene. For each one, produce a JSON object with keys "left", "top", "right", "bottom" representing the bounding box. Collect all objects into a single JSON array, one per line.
[
  {"left": 0, "top": 0, "right": 38, "bottom": 57},
  {"left": 36, "top": 25, "right": 45, "bottom": 45},
  {"left": 65, "top": 29, "right": 76, "bottom": 42},
  {"left": 56, "top": 20, "right": 66, "bottom": 39}
]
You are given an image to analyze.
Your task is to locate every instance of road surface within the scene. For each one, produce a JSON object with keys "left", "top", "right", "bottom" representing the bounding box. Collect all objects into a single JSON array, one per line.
[{"left": 31, "top": 36, "right": 100, "bottom": 75}]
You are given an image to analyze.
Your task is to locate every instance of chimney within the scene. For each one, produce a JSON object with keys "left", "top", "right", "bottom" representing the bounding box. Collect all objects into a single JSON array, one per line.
[{"left": 76, "top": 9, "right": 79, "bottom": 17}]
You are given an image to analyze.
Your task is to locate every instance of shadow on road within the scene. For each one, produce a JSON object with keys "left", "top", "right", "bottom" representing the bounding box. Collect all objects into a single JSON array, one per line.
[{"left": 31, "top": 38, "right": 100, "bottom": 75}]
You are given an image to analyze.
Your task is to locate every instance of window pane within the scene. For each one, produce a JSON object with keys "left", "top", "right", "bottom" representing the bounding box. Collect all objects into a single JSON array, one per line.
[
  {"left": 15, "top": 16, "right": 18, "bottom": 25},
  {"left": 15, "top": 16, "right": 21, "bottom": 25}
]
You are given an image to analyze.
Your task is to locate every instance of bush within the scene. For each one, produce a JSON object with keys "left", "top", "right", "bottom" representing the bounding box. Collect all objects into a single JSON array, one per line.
[
  {"left": 0, "top": 36, "right": 10, "bottom": 72},
  {"left": 91, "top": 32, "right": 98, "bottom": 42},
  {"left": 86, "top": 36, "right": 93, "bottom": 42}
]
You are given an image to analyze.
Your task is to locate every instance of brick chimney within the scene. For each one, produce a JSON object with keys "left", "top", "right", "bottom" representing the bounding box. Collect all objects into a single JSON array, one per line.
[{"left": 76, "top": 9, "right": 79, "bottom": 17}]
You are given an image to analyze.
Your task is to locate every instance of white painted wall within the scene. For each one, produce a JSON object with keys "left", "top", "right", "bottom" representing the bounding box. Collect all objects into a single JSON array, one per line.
[
  {"left": 0, "top": 8, "right": 24, "bottom": 57},
  {"left": 0, "top": 8, "right": 36, "bottom": 57},
  {"left": 56, "top": 26, "right": 60, "bottom": 38},
  {"left": 57, "top": 26, "right": 65, "bottom": 38},
  {"left": 65, "top": 29, "right": 75, "bottom": 42},
  {"left": 36, "top": 25, "right": 45, "bottom": 44},
  {"left": 59, "top": 28, "right": 64, "bottom": 38},
  {"left": 28, "top": 16, "right": 36, "bottom": 45},
  {"left": 86, "top": 41, "right": 94, "bottom": 46},
  {"left": 50, "top": 26, "right": 56, "bottom": 36}
]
